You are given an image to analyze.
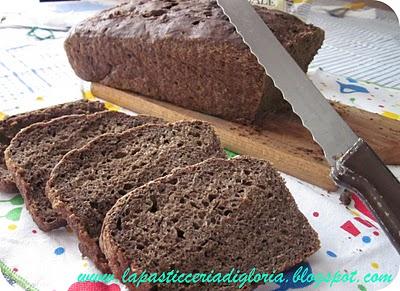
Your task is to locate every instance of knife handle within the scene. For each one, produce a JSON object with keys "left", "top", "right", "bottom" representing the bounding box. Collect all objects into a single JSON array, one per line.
[{"left": 332, "top": 138, "right": 400, "bottom": 253}]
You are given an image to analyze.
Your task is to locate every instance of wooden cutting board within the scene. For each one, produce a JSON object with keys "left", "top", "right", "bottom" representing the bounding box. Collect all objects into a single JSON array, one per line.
[{"left": 91, "top": 83, "right": 400, "bottom": 191}]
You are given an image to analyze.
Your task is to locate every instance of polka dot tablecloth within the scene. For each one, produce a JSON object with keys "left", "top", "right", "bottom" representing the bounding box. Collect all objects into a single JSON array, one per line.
[
  {"left": 0, "top": 68, "right": 400, "bottom": 290},
  {"left": 311, "top": 68, "right": 400, "bottom": 120}
]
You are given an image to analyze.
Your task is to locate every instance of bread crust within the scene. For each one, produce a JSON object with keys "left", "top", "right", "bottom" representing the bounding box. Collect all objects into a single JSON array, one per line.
[{"left": 65, "top": 0, "right": 324, "bottom": 124}]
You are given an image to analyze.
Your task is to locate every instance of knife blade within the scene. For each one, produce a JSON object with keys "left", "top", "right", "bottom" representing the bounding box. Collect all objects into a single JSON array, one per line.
[{"left": 217, "top": 0, "right": 400, "bottom": 252}]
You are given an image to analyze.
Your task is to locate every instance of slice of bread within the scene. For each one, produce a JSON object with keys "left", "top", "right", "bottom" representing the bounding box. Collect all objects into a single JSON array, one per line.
[
  {"left": 0, "top": 100, "right": 105, "bottom": 193},
  {"left": 46, "top": 121, "right": 226, "bottom": 273},
  {"left": 101, "top": 156, "right": 320, "bottom": 290},
  {"left": 5, "top": 111, "right": 163, "bottom": 231}
]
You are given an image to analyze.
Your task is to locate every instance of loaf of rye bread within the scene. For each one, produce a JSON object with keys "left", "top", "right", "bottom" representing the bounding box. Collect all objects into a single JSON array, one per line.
[
  {"left": 0, "top": 100, "right": 105, "bottom": 193},
  {"left": 100, "top": 156, "right": 320, "bottom": 290},
  {"left": 64, "top": 0, "right": 324, "bottom": 124},
  {"left": 46, "top": 121, "right": 226, "bottom": 273},
  {"left": 5, "top": 111, "right": 163, "bottom": 231}
]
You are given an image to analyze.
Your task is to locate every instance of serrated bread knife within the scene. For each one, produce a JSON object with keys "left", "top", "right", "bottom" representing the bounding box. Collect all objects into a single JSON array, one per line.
[{"left": 217, "top": 0, "right": 400, "bottom": 252}]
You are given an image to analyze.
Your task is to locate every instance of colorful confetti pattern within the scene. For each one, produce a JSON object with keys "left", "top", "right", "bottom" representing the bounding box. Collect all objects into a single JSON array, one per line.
[{"left": 312, "top": 68, "right": 400, "bottom": 120}]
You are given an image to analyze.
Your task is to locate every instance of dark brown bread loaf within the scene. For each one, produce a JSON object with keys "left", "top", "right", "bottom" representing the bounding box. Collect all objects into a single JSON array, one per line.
[
  {"left": 46, "top": 121, "right": 225, "bottom": 273},
  {"left": 0, "top": 100, "right": 105, "bottom": 193},
  {"left": 65, "top": 0, "right": 324, "bottom": 124},
  {"left": 5, "top": 111, "right": 163, "bottom": 231},
  {"left": 101, "top": 156, "right": 320, "bottom": 291}
]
